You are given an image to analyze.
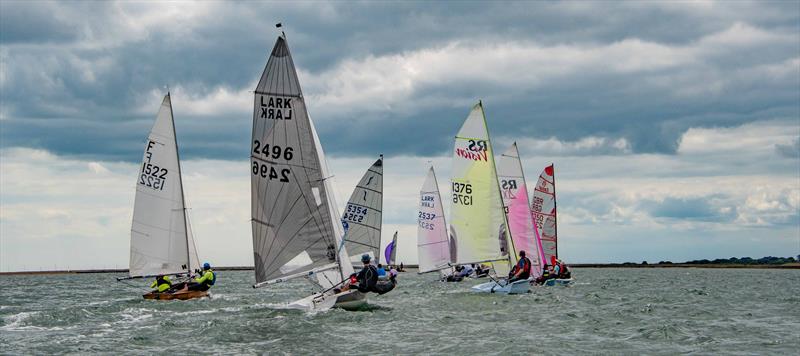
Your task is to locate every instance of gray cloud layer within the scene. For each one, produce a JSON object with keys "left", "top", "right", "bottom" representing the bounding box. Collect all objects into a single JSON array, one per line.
[{"left": 1, "top": 1, "right": 798, "bottom": 161}]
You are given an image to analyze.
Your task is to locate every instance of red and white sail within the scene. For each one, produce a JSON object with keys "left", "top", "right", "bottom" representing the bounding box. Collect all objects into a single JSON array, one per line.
[{"left": 531, "top": 164, "right": 557, "bottom": 266}]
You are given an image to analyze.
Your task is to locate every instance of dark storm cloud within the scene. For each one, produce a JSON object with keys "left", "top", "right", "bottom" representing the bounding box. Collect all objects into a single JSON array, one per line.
[{"left": 1, "top": 1, "right": 798, "bottom": 161}]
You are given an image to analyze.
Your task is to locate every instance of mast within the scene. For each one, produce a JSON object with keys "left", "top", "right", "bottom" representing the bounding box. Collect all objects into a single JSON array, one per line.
[
  {"left": 479, "top": 101, "right": 516, "bottom": 270},
  {"left": 168, "top": 92, "right": 192, "bottom": 275},
  {"left": 431, "top": 166, "right": 450, "bottom": 263},
  {"left": 379, "top": 154, "right": 384, "bottom": 264},
  {"left": 552, "top": 163, "right": 558, "bottom": 259}
]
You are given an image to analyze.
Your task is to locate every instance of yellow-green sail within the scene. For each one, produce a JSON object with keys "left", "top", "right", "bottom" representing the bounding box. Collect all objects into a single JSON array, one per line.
[{"left": 449, "top": 102, "right": 514, "bottom": 271}]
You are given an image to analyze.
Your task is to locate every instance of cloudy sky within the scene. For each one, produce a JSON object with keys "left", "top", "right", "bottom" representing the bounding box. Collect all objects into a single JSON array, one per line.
[{"left": 1, "top": 1, "right": 798, "bottom": 272}]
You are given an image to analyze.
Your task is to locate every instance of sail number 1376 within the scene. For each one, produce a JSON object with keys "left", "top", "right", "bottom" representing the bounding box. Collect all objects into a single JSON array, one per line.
[{"left": 452, "top": 182, "right": 473, "bottom": 206}]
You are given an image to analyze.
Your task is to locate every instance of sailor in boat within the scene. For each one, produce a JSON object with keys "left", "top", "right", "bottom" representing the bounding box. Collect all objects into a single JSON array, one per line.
[
  {"left": 556, "top": 260, "right": 571, "bottom": 279},
  {"left": 473, "top": 264, "right": 489, "bottom": 278},
  {"left": 377, "top": 264, "right": 387, "bottom": 278},
  {"left": 398, "top": 262, "right": 405, "bottom": 272},
  {"left": 507, "top": 250, "right": 532, "bottom": 283},
  {"left": 175, "top": 262, "right": 216, "bottom": 292},
  {"left": 533, "top": 265, "right": 551, "bottom": 285},
  {"left": 456, "top": 264, "right": 474, "bottom": 278},
  {"left": 341, "top": 254, "right": 378, "bottom": 293},
  {"left": 150, "top": 275, "right": 172, "bottom": 293}
]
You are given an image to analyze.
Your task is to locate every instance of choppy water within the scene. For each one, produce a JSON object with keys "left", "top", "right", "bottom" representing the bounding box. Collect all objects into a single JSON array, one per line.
[{"left": 1, "top": 268, "right": 798, "bottom": 355}]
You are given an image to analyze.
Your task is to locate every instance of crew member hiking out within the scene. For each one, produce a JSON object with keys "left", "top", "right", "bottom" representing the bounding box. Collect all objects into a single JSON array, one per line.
[
  {"left": 150, "top": 275, "right": 171, "bottom": 293},
  {"left": 181, "top": 262, "right": 216, "bottom": 292},
  {"left": 353, "top": 254, "right": 378, "bottom": 293},
  {"left": 508, "top": 250, "right": 531, "bottom": 283}
]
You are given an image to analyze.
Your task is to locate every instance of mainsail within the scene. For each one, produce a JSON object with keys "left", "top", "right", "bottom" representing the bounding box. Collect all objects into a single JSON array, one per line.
[
  {"left": 384, "top": 231, "right": 397, "bottom": 266},
  {"left": 417, "top": 166, "right": 453, "bottom": 274},
  {"left": 449, "top": 102, "right": 514, "bottom": 270},
  {"left": 531, "top": 164, "right": 558, "bottom": 265},
  {"left": 251, "top": 35, "right": 351, "bottom": 288},
  {"left": 341, "top": 157, "right": 384, "bottom": 264},
  {"left": 129, "top": 93, "right": 199, "bottom": 278},
  {"left": 496, "top": 142, "right": 544, "bottom": 278}
]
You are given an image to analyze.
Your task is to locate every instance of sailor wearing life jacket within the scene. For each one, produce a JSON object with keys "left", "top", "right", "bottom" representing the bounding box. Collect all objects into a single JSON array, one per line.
[
  {"left": 508, "top": 250, "right": 532, "bottom": 282},
  {"left": 150, "top": 275, "right": 172, "bottom": 293},
  {"left": 187, "top": 262, "right": 216, "bottom": 291}
]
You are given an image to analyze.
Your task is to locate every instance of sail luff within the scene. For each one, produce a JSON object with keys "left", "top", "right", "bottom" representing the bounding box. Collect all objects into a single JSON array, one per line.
[
  {"left": 168, "top": 93, "right": 193, "bottom": 275},
  {"left": 480, "top": 102, "right": 516, "bottom": 271},
  {"left": 552, "top": 164, "right": 558, "bottom": 259}
]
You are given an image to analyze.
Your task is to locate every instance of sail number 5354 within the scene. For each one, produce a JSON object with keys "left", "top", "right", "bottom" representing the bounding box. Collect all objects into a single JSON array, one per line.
[{"left": 452, "top": 182, "right": 473, "bottom": 206}]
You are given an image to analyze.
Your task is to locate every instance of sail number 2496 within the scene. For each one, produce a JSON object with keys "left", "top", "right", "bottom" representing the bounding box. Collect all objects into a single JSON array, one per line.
[
  {"left": 452, "top": 182, "right": 473, "bottom": 206},
  {"left": 252, "top": 140, "right": 293, "bottom": 183}
]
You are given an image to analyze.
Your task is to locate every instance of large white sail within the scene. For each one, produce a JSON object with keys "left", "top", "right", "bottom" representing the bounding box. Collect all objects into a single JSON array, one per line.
[
  {"left": 449, "top": 102, "right": 513, "bottom": 269},
  {"left": 129, "top": 94, "right": 192, "bottom": 278},
  {"left": 496, "top": 143, "right": 544, "bottom": 278},
  {"left": 417, "top": 167, "right": 452, "bottom": 274},
  {"left": 341, "top": 157, "right": 384, "bottom": 264},
  {"left": 251, "top": 36, "right": 347, "bottom": 287},
  {"left": 531, "top": 164, "right": 558, "bottom": 265}
]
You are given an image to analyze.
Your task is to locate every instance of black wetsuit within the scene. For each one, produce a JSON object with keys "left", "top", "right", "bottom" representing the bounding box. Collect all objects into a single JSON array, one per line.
[{"left": 356, "top": 264, "right": 378, "bottom": 293}]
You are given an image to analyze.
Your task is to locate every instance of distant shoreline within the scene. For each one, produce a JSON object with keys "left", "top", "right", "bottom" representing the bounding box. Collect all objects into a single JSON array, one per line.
[{"left": 1, "top": 263, "right": 798, "bottom": 276}]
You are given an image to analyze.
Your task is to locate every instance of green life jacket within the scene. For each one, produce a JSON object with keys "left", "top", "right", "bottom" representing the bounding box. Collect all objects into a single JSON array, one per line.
[{"left": 201, "top": 270, "right": 216, "bottom": 286}]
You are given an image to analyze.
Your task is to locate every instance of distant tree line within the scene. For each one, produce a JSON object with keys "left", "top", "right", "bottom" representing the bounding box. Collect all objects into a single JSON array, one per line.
[{"left": 621, "top": 256, "right": 798, "bottom": 265}]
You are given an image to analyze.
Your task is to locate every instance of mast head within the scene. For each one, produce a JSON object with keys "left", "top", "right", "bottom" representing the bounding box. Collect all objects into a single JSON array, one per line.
[{"left": 276, "top": 22, "right": 286, "bottom": 38}]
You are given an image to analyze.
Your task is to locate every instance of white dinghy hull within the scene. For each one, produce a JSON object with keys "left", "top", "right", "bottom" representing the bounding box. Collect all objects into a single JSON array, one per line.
[
  {"left": 286, "top": 289, "right": 367, "bottom": 312},
  {"left": 471, "top": 279, "right": 530, "bottom": 294}
]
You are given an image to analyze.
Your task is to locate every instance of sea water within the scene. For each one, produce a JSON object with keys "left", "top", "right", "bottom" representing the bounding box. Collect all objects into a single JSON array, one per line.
[{"left": 1, "top": 268, "right": 798, "bottom": 354}]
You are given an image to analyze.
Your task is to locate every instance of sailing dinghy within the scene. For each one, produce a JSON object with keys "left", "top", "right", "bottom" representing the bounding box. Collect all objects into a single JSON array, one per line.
[
  {"left": 416, "top": 166, "right": 460, "bottom": 281},
  {"left": 250, "top": 34, "right": 364, "bottom": 311},
  {"left": 341, "top": 157, "right": 396, "bottom": 295},
  {"left": 531, "top": 164, "right": 573, "bottom": 285},
  {"left": 122, "top": 93, "right": 207, "bottom": 301},
  {"left": 449, "top": 102, "right": 529, "bottom": 294}
]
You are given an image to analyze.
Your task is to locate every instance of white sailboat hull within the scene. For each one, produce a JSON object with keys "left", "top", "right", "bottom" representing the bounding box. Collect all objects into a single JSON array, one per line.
[
  {"left": 286, "top": 289, "right": 367, "bottom": 312},
  {"left": 333, "top": 290, "right": 368, "bottom": 310},
  {"left": 471, "top": 279, "right": 530, "bottom": 294}
]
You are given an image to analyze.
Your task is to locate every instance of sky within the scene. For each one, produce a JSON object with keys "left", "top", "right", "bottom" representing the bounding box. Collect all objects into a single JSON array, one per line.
[{"left": 0, "top": 1, "right": 798, "bottom": 272}]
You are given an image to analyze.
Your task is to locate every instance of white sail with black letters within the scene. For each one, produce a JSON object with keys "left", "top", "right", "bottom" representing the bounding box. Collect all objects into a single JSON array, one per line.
[
  {"left": 417, "top": 166, "right": 454, "bottom": 274},
  {"left": 129, "top": 94, "right": 199, "bottom": 278},
  {"left": 341, "top": 157, "right": 384, "bottom": 264},
  {"left": 251, "top": 35, "right": 351, "bottom": 288}
]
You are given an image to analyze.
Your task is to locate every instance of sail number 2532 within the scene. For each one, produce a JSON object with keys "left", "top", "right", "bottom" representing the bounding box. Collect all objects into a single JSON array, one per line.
[{"left": 452, "top": 182, "right": 473, "bottom": 206}]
